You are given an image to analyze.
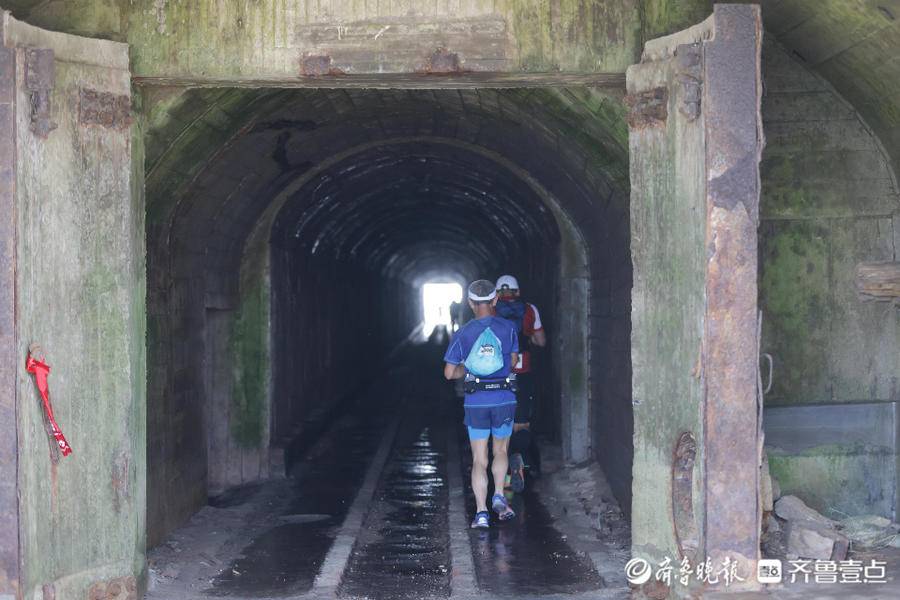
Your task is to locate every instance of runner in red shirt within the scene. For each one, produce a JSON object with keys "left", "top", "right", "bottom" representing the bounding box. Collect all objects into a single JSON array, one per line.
[{"left": 494, "top": 275, "right": 546, "bottom": 492}]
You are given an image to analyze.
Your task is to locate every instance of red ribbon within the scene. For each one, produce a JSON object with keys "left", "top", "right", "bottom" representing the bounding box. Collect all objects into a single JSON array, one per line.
[{"left": 25, "top": 353, "right": 73, "bottom": 457}]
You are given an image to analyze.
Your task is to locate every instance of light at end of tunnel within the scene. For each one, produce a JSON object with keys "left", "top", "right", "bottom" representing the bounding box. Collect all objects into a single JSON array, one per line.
[{"left": 422, "top": 282, "right": 463, "bottom": 339}]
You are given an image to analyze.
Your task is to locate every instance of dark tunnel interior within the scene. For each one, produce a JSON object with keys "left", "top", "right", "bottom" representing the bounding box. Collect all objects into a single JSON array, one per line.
[
  {"left": 145, "top": 88, "right": 633, "bottom": 548},
  {"left": 269, "top": 142, "right": 562, "bottom": 443}
]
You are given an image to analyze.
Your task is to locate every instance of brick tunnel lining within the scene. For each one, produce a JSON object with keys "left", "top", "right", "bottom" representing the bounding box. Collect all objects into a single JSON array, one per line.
[{"left": 145, "top": 88, "right": 633, "bottom": 547}]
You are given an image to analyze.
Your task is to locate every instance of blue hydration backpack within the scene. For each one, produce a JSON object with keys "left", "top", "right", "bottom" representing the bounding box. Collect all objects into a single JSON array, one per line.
[
  {"left": 464, "top": 326, "right": 504, "bottom": 376},
  {"left": 496, "top": 299, "right": 527, "bottom": 333}
]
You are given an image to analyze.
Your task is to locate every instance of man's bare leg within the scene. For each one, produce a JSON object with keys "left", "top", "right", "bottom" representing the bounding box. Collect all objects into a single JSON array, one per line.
[
  {"left": 469, "top": 437, "right": 489, "bottom": 513},
  {"left": 491, "top": 435, "right": 510, "bottom": 499}
]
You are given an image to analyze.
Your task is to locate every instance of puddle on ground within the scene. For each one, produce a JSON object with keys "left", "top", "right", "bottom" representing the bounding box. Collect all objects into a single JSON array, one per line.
[
  {"left": 339, "top": 424, "right": 452, "bottom": 600},
  {"left": 207, "top": 412, "right": 387, "bottom": 597}
]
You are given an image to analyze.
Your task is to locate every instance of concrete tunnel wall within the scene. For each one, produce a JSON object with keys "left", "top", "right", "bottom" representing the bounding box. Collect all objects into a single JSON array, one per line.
[
  {"left": 6, "top": 2, "right": 900, "bottom": 595},
  {"left": 759, "top": 41, "right": 900, "bottom": 519},
  {"left": 2, "top": 14, "right": 146, "bottom": 600},
  {"left": 143, "top": 88, "right": 634, "bottom": 547}
]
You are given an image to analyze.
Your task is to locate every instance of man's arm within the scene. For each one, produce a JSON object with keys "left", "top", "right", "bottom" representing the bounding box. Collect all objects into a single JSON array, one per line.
[
  {"left": 510, "top": 352, "right": 519, "bottom": 369},
  {"left": 444, "top": 362, "right": 466, "bottom": 380},
  {"left": 526, "top": 304, "right": 547, "bottom": 347}
]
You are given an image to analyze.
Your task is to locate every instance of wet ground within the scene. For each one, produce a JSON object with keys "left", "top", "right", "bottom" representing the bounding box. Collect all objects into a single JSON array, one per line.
[
  {"left": 339, "top": 421, "right": 451, "bottom": 599},
  {"left": 146, "top": 333, "right": 900, "bottom": 600},
  {"left": 208, "top": 409, "right": 389, "bottom": 597},
  {"left": 146, "top": 335, "right": 616, "bottom": 600},
  {"left": 456, "top": 427, "right": 604, "bottom": 596}
]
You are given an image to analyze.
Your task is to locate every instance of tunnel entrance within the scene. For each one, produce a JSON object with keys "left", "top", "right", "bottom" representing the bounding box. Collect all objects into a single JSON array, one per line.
[
  {"left": 143, "top": 82, "right": 621, "bottom": 595},
  {"left": 8, "top": 3, "right": 900, "bottom": 599},
  {"left": 142, "top": 6, "right": 764, "bottom": 595},
  {"left": 145, "top": 86, "right": 621, "bottom": 551}
]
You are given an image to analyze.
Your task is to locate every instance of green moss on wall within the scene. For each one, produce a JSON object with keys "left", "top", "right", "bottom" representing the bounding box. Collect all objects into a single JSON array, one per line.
[
  {"left": 143, "top": 88, "right": 284, "bottom": 227},
  {"left": 230, "top": 278, "right": 269, "bottom": 448},
  {"left": 769, "top": 444, "right": 895, "bottom": 518},
  {"left": 759, "top": 221, "right": 831, "bottom": 404},
  {"left": 523, "top": 87, "right": 630, "bottom": 187},
  {"left": 639, "top": 0, "right": 712, "bottom": 41}
]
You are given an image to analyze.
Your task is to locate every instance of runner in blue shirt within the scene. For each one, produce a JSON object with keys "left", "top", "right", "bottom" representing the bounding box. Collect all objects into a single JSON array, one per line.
[{"left": 443, "top": 279, "right": 519, "bottom": 528}]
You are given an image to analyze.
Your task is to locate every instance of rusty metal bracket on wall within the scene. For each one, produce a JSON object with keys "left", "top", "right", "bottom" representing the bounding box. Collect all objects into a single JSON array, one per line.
[
  {"left": 24, "top": 48, "right": 56, "bottom": 138},
  {"left": 672, "top": 431, "right": 699, "bottom": 562}
]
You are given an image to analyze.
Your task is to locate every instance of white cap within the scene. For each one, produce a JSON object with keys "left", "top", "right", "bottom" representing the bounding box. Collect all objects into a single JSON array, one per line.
[{"left": 495, "top": 275, "right": 519, "bottom": 291}]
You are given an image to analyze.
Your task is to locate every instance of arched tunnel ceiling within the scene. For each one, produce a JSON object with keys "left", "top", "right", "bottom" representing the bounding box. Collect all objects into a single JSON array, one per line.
[
  {"left": 134, "top": 1, "right": 900, "bottom": 220},
  {"left": 144, "top": 86, "right": 628, "bottom": 208},
  {"left": 758, "top": 0, "right": 900, "bottom": 175},
  {"left": 146, "top": 87, "right": 626, "bottom": 295},
  {"left": 270, "top": 144, "right": 560, "bottom": 282}
]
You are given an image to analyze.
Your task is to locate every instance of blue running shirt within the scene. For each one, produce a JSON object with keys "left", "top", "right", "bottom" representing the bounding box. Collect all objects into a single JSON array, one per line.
[{"left": 444, "top": 316, "right": 519, "bottom": 407}]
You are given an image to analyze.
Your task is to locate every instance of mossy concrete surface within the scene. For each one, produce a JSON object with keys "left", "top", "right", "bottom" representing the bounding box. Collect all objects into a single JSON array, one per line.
[
  {"left": 759, "top": 42, "right": 900, "bottom": 407},
  {"left": 628, "top": 27, "right": 708, "bottom": 569},
  {"left": 765, "top": 402, "right": 898, "bottom": 519},
  {"left": 759, "top": 41, "right": 900, "bottom": 522},
  {"left": 8, "top": 14, "right": 145, "bottom": 600},
  {"left": 124, "top": 0, "right": 642, "bottom": 79}
]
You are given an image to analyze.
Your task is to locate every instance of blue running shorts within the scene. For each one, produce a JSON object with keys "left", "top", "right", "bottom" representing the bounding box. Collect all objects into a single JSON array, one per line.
[{"left": 464, "top": 404, "right": 516, "bottom": 440}]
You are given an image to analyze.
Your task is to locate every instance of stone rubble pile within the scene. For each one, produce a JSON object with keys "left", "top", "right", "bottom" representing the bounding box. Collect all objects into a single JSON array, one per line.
[{"left": 774, "top": 495, "right": 849, "bottom": 560}]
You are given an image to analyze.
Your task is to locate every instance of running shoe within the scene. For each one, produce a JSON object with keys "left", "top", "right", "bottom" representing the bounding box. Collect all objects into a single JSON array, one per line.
[
  {"left": 470, "top": 510, "right": 490, "bottom": 529},
  {"left": 509, "top": 453, "right": 525, "bottom": 493},
  {"left": 491, "top": 493, "right": 516, "bottom": 521}
]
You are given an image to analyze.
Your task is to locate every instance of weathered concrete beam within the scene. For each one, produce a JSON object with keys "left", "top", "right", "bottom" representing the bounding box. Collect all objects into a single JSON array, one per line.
[
  {"left": 127, "top": 1, "right": 643, "bottom": 79},
  {"left": 133, "top": 72, "right": 627, "bottom": 90}
]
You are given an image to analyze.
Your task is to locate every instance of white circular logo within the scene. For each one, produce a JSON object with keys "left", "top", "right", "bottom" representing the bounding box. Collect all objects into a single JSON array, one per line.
[{"left": 624, "top": 557, "right": 652, "bottom": 585}]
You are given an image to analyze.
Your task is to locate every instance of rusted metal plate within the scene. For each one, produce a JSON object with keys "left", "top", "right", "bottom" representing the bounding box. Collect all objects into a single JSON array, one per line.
[
  {"left": 25, "top": 48, "right": 57, "bottom": 137},
  {"left": 24, "top": 48, "right": 53, "bottom": 91},
  {"left": 672, "top": 431, "right": 698, "bottom": 561},
  {"left": 624, "top": 87, "right": 668, "bottom": 128},
  {"left": 0, "top": 36, "right": 19, "bottom": 597},
  {"left": 424, "top": 48, "right": 462, "bottom": 74},
  {"left": 299, "top": 54, "right": 344, "bottom": 76},
  {"left": 78, "top": 88, "right": 132, "bottom": 129},
  {"left": 88, "top": 577, "right": 135, "bottom": 600},
  {"left": 702, "top": 3, "right": 763, "bottom": 577}
]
